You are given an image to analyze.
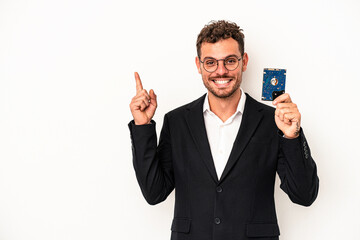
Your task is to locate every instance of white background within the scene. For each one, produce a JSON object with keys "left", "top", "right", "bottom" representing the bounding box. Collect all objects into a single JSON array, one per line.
[{"left": 1, "top": 0, "right": 359, "bottom": 239}]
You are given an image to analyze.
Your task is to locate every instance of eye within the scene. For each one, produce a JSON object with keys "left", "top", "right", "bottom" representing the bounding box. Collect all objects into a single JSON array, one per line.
[
  {"left": 225, "top": 57, "right": 237, "bottom": 65},
  {"left": 204, "top": 59, "right": 216, "bottom": 66}
]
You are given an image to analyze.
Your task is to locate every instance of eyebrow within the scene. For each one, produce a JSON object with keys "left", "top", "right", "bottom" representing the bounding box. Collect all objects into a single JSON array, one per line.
[{"left": 203, "top": 54, "right": 240, "bottom": 59}]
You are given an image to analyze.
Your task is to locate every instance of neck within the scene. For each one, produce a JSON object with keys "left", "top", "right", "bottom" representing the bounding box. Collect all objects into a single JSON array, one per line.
[{"left": 208, "top": 89, "right": 242, "bottom": 122}]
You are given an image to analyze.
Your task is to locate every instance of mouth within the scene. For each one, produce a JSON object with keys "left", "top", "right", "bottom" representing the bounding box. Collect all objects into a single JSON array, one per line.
[{"left": 211, "top": 78, "right": 232, "bottom": 87}]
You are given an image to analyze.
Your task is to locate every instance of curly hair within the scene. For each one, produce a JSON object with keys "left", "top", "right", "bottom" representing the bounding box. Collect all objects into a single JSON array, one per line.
[{"left": 196, "top": 20, "right": 245, "bottom": 58}]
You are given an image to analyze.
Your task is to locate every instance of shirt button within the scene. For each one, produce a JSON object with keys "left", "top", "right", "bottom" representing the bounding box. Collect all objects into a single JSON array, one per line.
[
  {"left": 216, "top": 186, "right": 223, "bottom": 193},
  {"left": 214, "top": 218, "right": 221, "bottom": 224}
]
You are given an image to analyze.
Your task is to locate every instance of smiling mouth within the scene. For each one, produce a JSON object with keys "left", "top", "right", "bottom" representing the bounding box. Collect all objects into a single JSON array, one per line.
[{"left": 212, "top": 79, "right": 231, "bottom": 84}]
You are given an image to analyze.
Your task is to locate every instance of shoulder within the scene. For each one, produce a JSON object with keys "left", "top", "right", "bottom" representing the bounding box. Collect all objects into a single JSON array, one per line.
[
  {"left": 245, "top": 93, "right": 275, "bottom": 116},
  {"left": 244, "top": 93, "right": 278, "bottom": 134},
  {"left": 165, "top": 94, "right": 206, "bottom": 119}
]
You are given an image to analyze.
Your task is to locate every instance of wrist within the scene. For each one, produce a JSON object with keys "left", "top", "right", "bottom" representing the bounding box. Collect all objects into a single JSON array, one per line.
[
  {"left": 134, "top": 120, "right": 151, "bottom": 125},
  {"left": 283, "top": 133, "right": 300, "bottom": 139}
]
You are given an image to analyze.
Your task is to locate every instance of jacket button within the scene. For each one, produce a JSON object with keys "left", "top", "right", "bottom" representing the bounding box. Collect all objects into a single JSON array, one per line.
[
  {"left": 214, "top": 218, "right": 221, "bottom": 224},
  {"left": 216, "top": 186, "right": 223, "bottom": 193}
]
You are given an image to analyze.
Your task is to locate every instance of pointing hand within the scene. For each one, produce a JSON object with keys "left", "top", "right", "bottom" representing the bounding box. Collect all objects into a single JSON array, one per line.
[{"left": 129, "top": 72, "right": 157, "bottom": 125}]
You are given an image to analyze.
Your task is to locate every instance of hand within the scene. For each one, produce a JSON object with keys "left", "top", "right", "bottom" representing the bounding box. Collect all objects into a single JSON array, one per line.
[
  {"left": 129, "top": 72, "right": 157, "bottom": 125},
  {"left": 273, "top": 93, "right": 301, "bottom": 139}
]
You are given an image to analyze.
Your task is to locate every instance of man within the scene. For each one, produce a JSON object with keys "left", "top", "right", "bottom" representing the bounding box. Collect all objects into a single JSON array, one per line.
[{"left": 129, "top": 20, "right": 319, "bottom": 240}]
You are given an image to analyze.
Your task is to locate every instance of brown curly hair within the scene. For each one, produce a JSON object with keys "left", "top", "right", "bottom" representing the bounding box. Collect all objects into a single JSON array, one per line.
[{"left": 196, "top": 20, "right": 245, "bottom": 58}]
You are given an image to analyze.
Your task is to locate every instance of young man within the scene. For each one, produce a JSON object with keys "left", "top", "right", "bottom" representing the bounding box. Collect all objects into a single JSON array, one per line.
[{"left": 129, "top": 20, "right": 319, "bottom": 240}]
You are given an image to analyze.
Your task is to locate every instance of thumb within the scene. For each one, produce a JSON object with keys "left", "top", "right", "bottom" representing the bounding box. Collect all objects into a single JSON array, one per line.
[
  {"left": 149, "top": 89, "right": 157, "bottom": 100},
  {"left": 149, "top": 89, "right": 157, "bottom": 107}
]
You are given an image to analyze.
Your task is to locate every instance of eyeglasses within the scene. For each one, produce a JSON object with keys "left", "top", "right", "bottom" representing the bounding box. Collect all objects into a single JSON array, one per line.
[{"left": 199, "top": 56, "right": 242, "bottom": 73}]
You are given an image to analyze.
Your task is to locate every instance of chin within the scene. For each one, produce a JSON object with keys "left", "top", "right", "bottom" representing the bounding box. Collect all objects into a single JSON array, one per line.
[{"left": 210, "top": 88, "right": 238, "bottom": 99}]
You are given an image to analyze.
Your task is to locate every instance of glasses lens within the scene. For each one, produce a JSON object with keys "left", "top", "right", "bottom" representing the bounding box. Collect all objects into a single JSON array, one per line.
[
  {"left": 203, "top": 58, "right": 217, "bottom": 72},
  {"left": 224, "top": 57, "right": 239, "bottom": 71}
]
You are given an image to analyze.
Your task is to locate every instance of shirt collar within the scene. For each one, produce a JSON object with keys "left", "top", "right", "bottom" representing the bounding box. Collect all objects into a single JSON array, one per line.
[{"left": 203, "top": 88, "right": 246, "bottom": 115}]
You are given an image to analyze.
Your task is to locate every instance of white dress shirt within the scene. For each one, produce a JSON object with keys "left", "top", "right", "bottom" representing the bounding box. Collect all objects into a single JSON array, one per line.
[{"left": 203, "top": 89, "right": 246, "bottom": 180}]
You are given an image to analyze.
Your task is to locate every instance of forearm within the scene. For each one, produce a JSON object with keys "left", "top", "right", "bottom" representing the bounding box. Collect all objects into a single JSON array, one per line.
[
  {"left": 277, "top": 128, "right": 319, "bottom": 206},
  {"left": 128, "top": 119, "right": 174, "bottom": 205}
]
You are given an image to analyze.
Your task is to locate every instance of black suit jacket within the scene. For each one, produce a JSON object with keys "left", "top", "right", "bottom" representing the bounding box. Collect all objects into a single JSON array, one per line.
[{"left": 128, "top": 93, "right": 319, "bottom": 240}]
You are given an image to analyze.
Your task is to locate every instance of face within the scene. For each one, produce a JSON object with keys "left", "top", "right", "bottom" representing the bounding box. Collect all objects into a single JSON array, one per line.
[{"left": 196, "top": 38, "right": 248, "bottom": 99}]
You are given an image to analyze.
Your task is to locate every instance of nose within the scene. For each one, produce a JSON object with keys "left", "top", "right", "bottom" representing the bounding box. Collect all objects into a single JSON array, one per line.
[{"left": 215, "top": 60, "right": 228, "bottom": 75}]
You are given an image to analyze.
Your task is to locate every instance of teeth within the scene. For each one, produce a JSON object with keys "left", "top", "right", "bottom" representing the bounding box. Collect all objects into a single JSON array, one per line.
[{"left": 214, "top": 80, "right": 230, "bottom": 84}]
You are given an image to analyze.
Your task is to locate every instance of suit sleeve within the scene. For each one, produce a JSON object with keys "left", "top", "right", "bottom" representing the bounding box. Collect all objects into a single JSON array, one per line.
[
  {"left": 128, "top": 114, "right": 174, "bottom": 205},
  {"left": 276, "top": 128, "right": 319, "bottom": 206}
]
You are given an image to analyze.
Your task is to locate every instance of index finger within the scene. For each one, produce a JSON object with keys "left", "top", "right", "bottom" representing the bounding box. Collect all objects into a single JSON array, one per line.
[
  {"left": 134, "top": 72, "right": 143, "bottom": 93},
  {"left": 273, "top": 93, "right": 292, "bottom": 105}
]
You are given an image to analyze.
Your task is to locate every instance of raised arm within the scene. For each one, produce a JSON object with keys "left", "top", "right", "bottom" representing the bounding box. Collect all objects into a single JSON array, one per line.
[
  {"left": 129, "top": 72, "right": 174, "bottom": 205},
  {"left": 274, "top": 93, "right": 319, "bottom": 206}
]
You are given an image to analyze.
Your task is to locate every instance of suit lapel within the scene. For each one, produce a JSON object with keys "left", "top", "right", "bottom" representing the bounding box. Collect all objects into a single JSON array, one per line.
[
  {"left": 219, "top": 94, "right": 264, "bottom": 183},
  {"left": 185, "top": 94, "right": 219, "bottom": 183}
]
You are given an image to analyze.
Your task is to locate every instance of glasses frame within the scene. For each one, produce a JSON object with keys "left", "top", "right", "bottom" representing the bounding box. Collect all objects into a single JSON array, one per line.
[{"left": 199, "top": 55, "right": 243, "bottom": 73}]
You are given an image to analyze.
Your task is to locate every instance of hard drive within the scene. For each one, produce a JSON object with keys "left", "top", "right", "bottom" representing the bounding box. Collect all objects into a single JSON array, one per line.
[{"left": 261, "top": 68, "right": 286, "bottom": 101}]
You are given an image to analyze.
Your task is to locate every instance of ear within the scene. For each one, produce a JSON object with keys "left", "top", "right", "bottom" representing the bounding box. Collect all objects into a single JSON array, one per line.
[
  {"left": 241, "top": 52, "right": 249, "bottom": 72},
  {"left": 195, "top": 56, "right": 202, "bottom": 74}
]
